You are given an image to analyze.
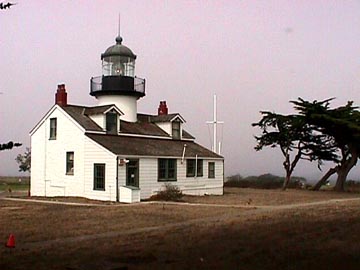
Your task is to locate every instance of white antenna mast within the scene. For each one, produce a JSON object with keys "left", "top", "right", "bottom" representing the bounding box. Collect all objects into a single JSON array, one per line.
[
  {"left": 206, "top": 94, "right": 224, "bottom": 154},
  {"left": 118, "top": 13, "right": 121, "bottom": 37}
]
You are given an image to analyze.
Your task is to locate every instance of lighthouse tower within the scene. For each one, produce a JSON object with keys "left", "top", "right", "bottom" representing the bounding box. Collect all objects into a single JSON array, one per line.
[{"left": 90, "top": 35, "right": 145, "bottom": 122}]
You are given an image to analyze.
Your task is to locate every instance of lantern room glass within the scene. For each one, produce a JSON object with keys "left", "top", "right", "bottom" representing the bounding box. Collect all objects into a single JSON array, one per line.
[{"left": 102, "top": 56, "right": 135, "bottom": 77}]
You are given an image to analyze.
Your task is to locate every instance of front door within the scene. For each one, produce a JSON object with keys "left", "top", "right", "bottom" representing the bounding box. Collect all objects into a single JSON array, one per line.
[{"left": 126, "top": 159, "right": 139, "bottom": 187}]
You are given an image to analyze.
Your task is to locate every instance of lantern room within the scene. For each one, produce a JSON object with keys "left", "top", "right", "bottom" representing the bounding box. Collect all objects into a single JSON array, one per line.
[
  {"left": 90, "top": 35, "right": 145, "bottom": 99},
  {"left": 101, "top": 36, "right": 136, "bottom": 77}
]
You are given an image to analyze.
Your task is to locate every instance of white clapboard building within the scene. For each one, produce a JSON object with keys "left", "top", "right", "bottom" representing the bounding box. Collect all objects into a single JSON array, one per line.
[{"left": 30, "top": 35, "right": 224, "bottom": 203}]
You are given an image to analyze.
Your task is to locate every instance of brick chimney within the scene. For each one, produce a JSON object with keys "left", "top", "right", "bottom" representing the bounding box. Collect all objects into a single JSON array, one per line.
[
  {"left": 158, "top": 101, "right": 168, "bottom": 115},
  {"left": 55, "top": 84, "right": 67, "bottom": 106}
]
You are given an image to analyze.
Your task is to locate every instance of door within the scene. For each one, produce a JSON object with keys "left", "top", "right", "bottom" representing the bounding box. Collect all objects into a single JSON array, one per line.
[{"left": 126, "top": 159, "right": 139, "bottom": 187}]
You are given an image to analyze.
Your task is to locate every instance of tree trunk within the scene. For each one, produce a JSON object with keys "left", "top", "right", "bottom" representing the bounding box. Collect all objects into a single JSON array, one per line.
[
  {"left": 334, "top": 171, "right": 347, "bottom": 192},
  {"left": 282, "top": 172, "right": 291, "bottom": 191},
  {"left": 334, "top": 149, "right": 358, "bottom": 192},
  {"left": 281, "top": 149, "right": 301, "bottom": 191},
  {"left": 312, "top": 167, "right": 337, "bottom": 191}
]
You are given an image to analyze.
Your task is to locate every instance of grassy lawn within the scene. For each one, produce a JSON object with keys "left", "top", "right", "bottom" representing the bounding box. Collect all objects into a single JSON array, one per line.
[{"left": 0, "top": 176, "right": 29, "bottom": 191}]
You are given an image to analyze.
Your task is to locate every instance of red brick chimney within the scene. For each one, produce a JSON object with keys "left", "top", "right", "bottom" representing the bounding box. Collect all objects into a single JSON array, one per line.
[
  {"left": 55, "top": 84, "right": 67, "bottom": 106},
  {"left": 158, "top": 101, "right": 168, "bottom": 115}
]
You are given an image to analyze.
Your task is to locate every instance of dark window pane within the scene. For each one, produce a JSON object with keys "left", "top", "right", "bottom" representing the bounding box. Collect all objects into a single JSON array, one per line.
[
  {"left": 172, "top": 121, "right": 180, "bottom": 139},
  {"left": 158, "top": 159, "right": 177, "bottom": 181},
  {"left": 186, "top": 159, "right": 195, "bottom": 177},
  {"left": 187, "top": 159, "right": 203, "bottom": 177},
  {"left": 158, "top": 159, "right": 166, "bottom": 179},
  {"left": 66, "top": 152, "right": 74, "bottom": 175},
  {"left": 106, "top": 112, "right": 117, "bottom": 133},
  {"left": 168, "top": 159, "right": 176, "bottom": 179},
  {"left": 50, "top": 118, "right": 57, "bottom": 139},
  {"left": 208, "top": 162, "right": 215, "bottom": 178},
  {"left": 197, "top": 160, "right": 203, "bottom": 177},
  {"left": 94, "top": 164, "right": 105, "bottom": 190}
]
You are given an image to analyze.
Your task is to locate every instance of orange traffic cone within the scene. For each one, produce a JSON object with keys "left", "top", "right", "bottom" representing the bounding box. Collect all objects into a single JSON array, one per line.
[{"left": 5, "top": 234, "right": 15, "bottom": 248}]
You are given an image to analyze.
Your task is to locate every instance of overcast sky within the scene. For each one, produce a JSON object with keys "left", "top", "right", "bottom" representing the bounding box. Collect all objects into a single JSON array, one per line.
[{"left": 1, "top": 0, "right": 360, "bottom": 181}]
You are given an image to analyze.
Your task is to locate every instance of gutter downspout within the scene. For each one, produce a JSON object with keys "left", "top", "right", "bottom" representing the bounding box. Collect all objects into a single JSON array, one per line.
[
  {"left": 223, "top": 159, "right": 225, "bottom": 195},
  {"left": 116, "top": 156, "right": 119, "bottom": 202},
  {"left": 181, "top": 144, "right": 187, "bottom": 164},
  {"left": 195, "top": 154, "right": 198, "bottom": 178}
]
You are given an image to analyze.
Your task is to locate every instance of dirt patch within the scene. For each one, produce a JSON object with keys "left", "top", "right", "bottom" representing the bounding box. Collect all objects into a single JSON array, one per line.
[{"left": 1, "top": 187, "right": 360, "bottom": 269}]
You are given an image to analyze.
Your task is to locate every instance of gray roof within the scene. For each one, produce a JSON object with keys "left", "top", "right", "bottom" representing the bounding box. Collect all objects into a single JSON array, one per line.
[
  {"left": 61, "top": 105, "right": 103, "bottom": 132},
  {"left": 86, "top": 133, "right": 223, "bottom": 159},
  {"left": 182, "top": 130, "right": 195, "bottom": 140},
  {"left": 61, "top": 104, "right": 218, "bottom": 158},
  {"left": 150, "top": 113, "right": 184, "bottom": 123},
  {"left": 83, "top": 105, "right": 121, "bottom": 115},
  {"left": 101, "top": 36, "right": 136, "bottom": 59},
  {"left": 120, "top": 120, "right": 169, "bottom": 137},
  {"left": 61, "top": 105, "right": 195, "bottom": 139}
]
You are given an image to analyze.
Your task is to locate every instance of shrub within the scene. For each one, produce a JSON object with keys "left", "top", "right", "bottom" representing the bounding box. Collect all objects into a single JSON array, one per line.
[{"left": 150, "top": 183, "right": 183, "bottom": 201}]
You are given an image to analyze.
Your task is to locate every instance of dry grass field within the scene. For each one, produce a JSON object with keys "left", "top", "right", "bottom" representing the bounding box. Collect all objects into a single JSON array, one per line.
[
  {"left": 1, "top": 187, "right": 360, "bottom": 270},
  {"left": 0, "top": 176, "right": 29, "bottom": 192}
]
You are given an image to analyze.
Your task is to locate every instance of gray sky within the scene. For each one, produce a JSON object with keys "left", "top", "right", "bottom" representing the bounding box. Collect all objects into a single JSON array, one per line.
[{"left": 1, "top": 0, "right": 360, "bottom": 181}]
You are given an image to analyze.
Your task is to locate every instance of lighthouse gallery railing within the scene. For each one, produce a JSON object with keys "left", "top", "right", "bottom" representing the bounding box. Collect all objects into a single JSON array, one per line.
[{"left": 90, "top": 76, "right": 145, "bottom": 95}]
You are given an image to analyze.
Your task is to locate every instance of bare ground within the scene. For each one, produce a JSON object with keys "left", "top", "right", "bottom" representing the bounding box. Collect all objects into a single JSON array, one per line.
[{"left": 1, "top": 188, "right": 360, "bottom": 270}]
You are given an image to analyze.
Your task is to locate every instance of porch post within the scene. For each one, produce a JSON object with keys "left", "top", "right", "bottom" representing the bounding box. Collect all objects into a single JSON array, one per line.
[{"left": 116, "top": 156, "right": 119, "bottom": 202}]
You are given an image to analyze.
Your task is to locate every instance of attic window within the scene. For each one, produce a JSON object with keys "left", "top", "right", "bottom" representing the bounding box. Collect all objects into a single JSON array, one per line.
[
  {"left": 49, "top": 118, "right": 57, "bottom": 139},
  {"left": 106, "top": 111, "right": 118, "bottom": 134},
  {"left": 172, "top": 120, "right": 181, "bottom": 139}
]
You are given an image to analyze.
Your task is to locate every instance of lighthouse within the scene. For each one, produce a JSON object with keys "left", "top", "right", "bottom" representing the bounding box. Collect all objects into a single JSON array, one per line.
[
  {"left": 90, "top": 35, "right": 145, "bottom": 122},
  {"left": 30, "top": 29, "right": 225, "bottom": 203}
]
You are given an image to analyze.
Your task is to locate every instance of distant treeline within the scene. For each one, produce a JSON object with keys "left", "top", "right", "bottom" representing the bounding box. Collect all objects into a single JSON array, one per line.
[
  {"left": 225, "top": 173, "right": 360, "bottom": 190},
  {"left": 225, "top": 173, "right": 308, "bottom": 189}
]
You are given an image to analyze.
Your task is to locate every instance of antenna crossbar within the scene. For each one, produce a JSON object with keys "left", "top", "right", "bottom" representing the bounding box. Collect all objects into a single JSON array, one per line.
[{"left": 206, "top": 94, "right": 224, "bottom": 154}]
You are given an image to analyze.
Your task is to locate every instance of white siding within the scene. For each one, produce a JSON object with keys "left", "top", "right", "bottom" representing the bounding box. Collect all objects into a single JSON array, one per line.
[
  {"left": 30, "top": 122, "right": 46, "bottom": 196},
  {"left": 89, "top": 114, "right": 105, "bottom": 130},
  {"left": 117, "top": 160, "right": 127, "bottom": 187},
  {"left": 83, "top": 137, "right": 117, "bottom": 201},
  {"left": 138, "top": 159, "right": 159, "bottom": 199},
  {"left": 89, "top": 113, "right": 121, "bottom": 133},
  {"left": 119, "top": 186, "right": 140, "bottom": 203},
  {"left": 30, "top": 108, "right": 85, "bottom": 197},
  {"left": 138, "top": 158, "right": 223, "bottom": 199},
  {"left": 155, "top": 122, "right": 171, "bottom": 136},
  {"left": 156, "top": 122, "right": 183, "bottom": 139}
]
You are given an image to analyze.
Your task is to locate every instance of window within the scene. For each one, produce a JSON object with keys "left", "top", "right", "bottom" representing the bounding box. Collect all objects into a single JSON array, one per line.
[
  {"left": 186, "top": 159, "right": 203, "bottom": 177},
  {"left": 208, "top": 162, "right": 215, "bottom": 178},
  {"left": 186, "top": 159, "right": 195, "bottom": 177},
  {"left": 158, "top": 159, "right": 177, "bottom": 181},
  {"left": 172, "top": 121, "right": 181, "bottom": 139},
  {"left": 94, "top": 164, "right": 105, "bottom": 190},
  {"left": 49, "top": 118, "right": 57, "bottom": 139},
  {"left": 66, "top": 152, "right": 74, "bottom": 175},
  {"left": 106, "top": 112, "right": 117, "bottom": 134}
]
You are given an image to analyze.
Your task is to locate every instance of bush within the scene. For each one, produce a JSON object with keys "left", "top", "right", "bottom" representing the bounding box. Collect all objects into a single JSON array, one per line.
[{"left": 150, "top": 183, "right": 183, "bottom": 201}]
